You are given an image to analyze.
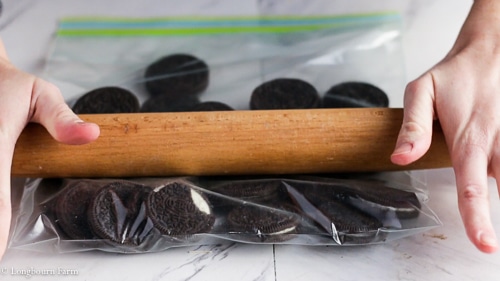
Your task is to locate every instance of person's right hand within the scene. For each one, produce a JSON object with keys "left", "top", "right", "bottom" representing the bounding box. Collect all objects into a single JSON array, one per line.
[
  {"left": 0, "top": 40, "right": 100, "bottom": 259},
  {"left": 391, "top": 0, "right": 500, "bottom": 254}
]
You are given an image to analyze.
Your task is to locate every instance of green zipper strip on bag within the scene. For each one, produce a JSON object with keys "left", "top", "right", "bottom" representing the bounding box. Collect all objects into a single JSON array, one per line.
[
  {"left": 57, "top": 24, "right": 351, "bottom": 37},
  {"left": 57, "top": 12, "right": 401, "bottom": 37}
]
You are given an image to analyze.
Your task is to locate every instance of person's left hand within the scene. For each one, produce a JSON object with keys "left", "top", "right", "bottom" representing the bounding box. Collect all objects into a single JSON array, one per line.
[{"left": 0, "top": 41, "right": 100, "bottom": 260}]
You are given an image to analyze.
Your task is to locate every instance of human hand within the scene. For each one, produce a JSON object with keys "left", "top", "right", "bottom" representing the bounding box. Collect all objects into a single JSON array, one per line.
[
  {"left": 391, "top": 0, "right": 499, "bottom": 253},
  {"left": 0, "top": 41, "right": 100, "bottom": 259}
]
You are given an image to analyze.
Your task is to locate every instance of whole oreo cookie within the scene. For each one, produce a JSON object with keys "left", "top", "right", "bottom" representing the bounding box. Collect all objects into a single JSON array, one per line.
[
  {"left": 207, "top": 179, "right": 287, "bottom": 212},
  {"left": 88, "top": 181, "right": 154, "bottom": 246},
  {"left": 72, "top": 86, "right": 140, "bottom": 114},
  {"left": 226, "top": 204, "right": 301, "bottom": 242},
  {"left": 250, "top": 78, "right": 320, "bottom": 110},
  {"left": 339, "top": 180, "right": 422, "bottom": 219},
  {"left": 146, "top": 182, "right": 215, "bottom": 237},
  {"left": 211, "top": 179, "right": 283, "bottom": 202},
  {"left": 144, "top": 54, "right": 209, "bottom": 97},
  {"left": 140, "top": 94, "right": 200, "bottom": 113},
  {"left": 189, "top": 101, "right": 234, "bottom": 112},
  {"left": 322, "top": 82, "right": 389, "bottom": 108},
  {"left": 53, "top": 181, "right": 101, "bottom": 240},
  {"left": 314, "top": 200, "right": 383, "bottom": 244},
  {"left": 37, "top": 178, "right": 64, "bottom": 207},
  {"left": 38, "top": 179, "right": 72, "bottom": 237},
  {"left": 292, "top": 177, "right": 421, "bottom": 219}
]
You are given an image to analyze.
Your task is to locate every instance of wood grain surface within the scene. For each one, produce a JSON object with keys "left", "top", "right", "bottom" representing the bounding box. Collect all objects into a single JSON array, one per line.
[{"left": 11, "top": 108, "right": 451, "bottom": 178}]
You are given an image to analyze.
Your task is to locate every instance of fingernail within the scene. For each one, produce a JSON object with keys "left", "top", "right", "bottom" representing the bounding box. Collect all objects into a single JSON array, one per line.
[
  {"left": 392, "top": 142, "right": 413, "bottom": 156},
  {"left": 479, "top": 232, "right": 498, "bottom": 248}
]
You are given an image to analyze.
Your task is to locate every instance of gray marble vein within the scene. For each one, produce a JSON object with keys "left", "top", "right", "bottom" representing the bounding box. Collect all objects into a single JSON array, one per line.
[{"left": 152, "top": 243, "right": 238, "bottom": 281}]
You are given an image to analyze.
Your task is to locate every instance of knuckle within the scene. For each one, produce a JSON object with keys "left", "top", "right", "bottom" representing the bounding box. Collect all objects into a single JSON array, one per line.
[
  {"left": 404, "top": 79, "right": 423, "bottom": 97},
  {"left": 452, "top": 126, "right": 489, "bottom": 158},
  {"left": 32, "top": 78, "right": 63, "bottom": 102},
  {"left": 463, "top": 122, "right": 488, "bottom": 144},
  {"left": 45, "top": 82, "right": 62, "bottom": 96},
  {"left": 401, "top": 121, "right": 426, "bottom": 134},
  {"left": 35, "top": 78, "right": 62, "bottom": 96},
  {"left": 52, "top": 101, "right": 72, "bottom": 115},
  {"left": 459, "top": 184, "right": 488, "bottom": 202},
  {"left": 50, "top": 103, "right": 75, "bottom": 124},
  {"left": 397, "top": 121, "right": 427, "bottom": 143},
  {"left": 404, "top": 75, "right": 433, "bottom": 100}
]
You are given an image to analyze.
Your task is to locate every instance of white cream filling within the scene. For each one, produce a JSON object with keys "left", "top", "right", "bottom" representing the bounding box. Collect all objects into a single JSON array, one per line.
[
  {"left": 357, "top": 197, "right": 416, "bottom": 213},
  {"left": 190, "top": 189, "right": 211, "bottom": 215},
  {"left": 270, "top": 225, "right": 297, "bottom": 236}
]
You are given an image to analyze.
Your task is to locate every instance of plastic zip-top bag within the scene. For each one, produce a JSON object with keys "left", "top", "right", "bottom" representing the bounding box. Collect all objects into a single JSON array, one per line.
[
  {"left": 43, "top": 12, "right": 406, "bottom": 110},
  {"left": 9, "top": 173, "right": 440, "bottom": 253},
  {"left": 9, "top": 13, "right": 441, "bottom": 253}
]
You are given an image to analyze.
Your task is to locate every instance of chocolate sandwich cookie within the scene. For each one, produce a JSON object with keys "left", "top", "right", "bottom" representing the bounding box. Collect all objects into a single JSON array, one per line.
[
  {"left": 37, "top": 178, "right": 64, "bottom": 205},
  {"left": 146, "top": 182, "right": 215, "bottom": 237},
  {"left": 207, "top": 179, "right": 289, "bottom": 213},
  {"left": 38, "top": 178, "right": 67, "bottom": 236},
  {"left": 210, "top": 179, "right": 283, "bottom": 202},
  {"left": 288, "top": 181, "right": 346, "bottom": 207},
  {"left": 340, "top": 180, "right": 422, "bottom": 219},
  {"left": 72, "top": 86, "right": 140, "bottom": 114},
  {"left": 88, "top": 181, "right": 154, "bottom": 246},
  {"left": 144, "top": 54, "right": 209, "bottom": 97},
  {"left": 189, "top": 101, "right": 234, "bottom": 112},
  {"left": 314, "top": 200, "right": 383, "bottom": 244},
  {"left": 54, "top": 181, "right": 101, "bottom": 240},
  {"left": 322, "top": 82, "right": 389, "bottom": 108},
  {"left": 250, "top": 78, "right": 320, "bottom": 110},
  {"left": 226, "top": 204, "right": 301, "bottom": 243},
  {"left": 298, "top": 180, "right": 421, "bottom": 219},
  {"left": 140, "top": 94, "right": 200, "bottom": 112}
]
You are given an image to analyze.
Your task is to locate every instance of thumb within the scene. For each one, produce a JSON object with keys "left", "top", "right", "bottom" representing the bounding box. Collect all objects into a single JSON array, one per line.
[
  {"left": 30, "top": 79, "right": 100, "bottom": 144},
  {"left": 391, "top": 73, "right": 435, "bottom": 165}
]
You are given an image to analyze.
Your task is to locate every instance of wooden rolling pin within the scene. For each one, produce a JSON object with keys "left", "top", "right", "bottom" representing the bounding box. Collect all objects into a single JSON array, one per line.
[{"left": 11, "top": 108, "right": 451, "bottom": 178}]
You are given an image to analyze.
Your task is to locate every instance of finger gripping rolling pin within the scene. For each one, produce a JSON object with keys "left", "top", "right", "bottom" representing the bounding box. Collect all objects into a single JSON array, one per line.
[{"left": 11, "top": 108, "right": 451, "bottom": 178}]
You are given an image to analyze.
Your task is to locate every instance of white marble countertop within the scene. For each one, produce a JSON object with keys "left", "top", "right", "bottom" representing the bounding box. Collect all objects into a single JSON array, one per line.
[{"left": 1, "top": 0, "right": 500, "bottom": 280}]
